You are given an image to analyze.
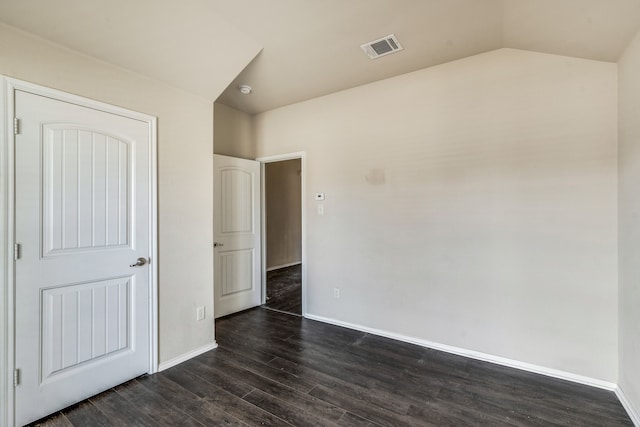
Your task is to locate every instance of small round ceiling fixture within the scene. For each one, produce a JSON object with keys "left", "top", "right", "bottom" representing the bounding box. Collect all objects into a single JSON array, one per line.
[{"left": 238, "top": 84, "right": 252, "bottom": 95}]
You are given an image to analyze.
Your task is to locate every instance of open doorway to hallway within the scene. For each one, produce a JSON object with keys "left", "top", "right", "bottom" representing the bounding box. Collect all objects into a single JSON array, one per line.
[{"left": 263, "top": 158, "right": 302, "bottom": 315}]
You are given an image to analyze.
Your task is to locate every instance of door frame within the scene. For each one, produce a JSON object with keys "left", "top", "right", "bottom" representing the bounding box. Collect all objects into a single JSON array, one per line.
[
  {"left": 0, "top": 77, "right": 159, "bottom": 426},
  {"left": 256, "top": 152, "right": 307, "bottom": 316}
]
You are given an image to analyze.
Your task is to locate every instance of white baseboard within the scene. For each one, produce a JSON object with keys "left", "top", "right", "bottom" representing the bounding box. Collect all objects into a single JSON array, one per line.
[
  {"left": 158, "top": 342, "right": 218, "bottom": 372},
  {"left": 616, "top": 386, "right": 640, "bottom": 426},
  {"left": 266, "top": 261, "right": 301, "bottom": 272},
  {"left": 303, "top": 313, "right": 617, "bottom": 391}
]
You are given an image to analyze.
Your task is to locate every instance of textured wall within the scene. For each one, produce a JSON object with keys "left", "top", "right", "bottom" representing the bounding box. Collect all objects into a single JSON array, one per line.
[
  {"left": 0, "top": 23, "right": 227, "bottom": 365},
  {"left": 255, "top": 48, "right": 618, "bottom": 381},
  {"left": 214, "top": 103, "right": 256, "bottom": 159},
  {"left": 618, "top": 28, "right": 640, "bottom": 421}
]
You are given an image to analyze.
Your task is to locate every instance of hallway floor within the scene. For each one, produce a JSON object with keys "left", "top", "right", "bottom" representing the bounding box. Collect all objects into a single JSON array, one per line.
[{"left": 264, "top": 264, "right": 301, "bottom": 315}]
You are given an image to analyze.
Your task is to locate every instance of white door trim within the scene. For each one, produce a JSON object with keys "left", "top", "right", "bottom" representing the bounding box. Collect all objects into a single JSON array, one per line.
[
  {"left": 0, "top": 76, "right": 14, "bottom": 427},
  {"left": 0, "top": 76, "right": 159, "bottom": 426},
  {"left": 256, "top": 152, "right": 307, "bottom": 316}
]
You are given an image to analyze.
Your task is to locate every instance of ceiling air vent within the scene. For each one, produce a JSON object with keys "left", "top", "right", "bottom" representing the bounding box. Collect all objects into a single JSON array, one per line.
[{"left": 360, "top": 34, "right": 403, "bottom": 59}]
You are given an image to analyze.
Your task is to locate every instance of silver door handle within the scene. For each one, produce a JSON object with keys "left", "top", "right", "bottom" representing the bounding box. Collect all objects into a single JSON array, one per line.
[
  {"left": 214, "top": 242, "right": 224, "bottom": 247},
  {"left": 130, "top": 257, "right": 148, "bottom": 267}
]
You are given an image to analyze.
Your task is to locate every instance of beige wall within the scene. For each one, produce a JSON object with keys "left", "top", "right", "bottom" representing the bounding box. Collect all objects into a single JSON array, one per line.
[
  {"left": 0, "top": 24, "right": 221, "bottom": 365},
  {"left": 214, "top": 102, "right": 256, "bottom": 159},
  {"left": 266, "top": 159, "right": 302, "bottom": 269},
  {"left": 0, "top": 17, "right": 628, "bottom": 400},
  {"left": 618, "top": 29, "right": 640, "bottom": 418},
  {"left": 255, "top": 48, "right": 619, "bottom": 382}
]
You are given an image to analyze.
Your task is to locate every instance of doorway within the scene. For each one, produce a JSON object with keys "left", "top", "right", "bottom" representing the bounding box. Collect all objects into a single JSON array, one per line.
[{"left": 260, "top": 154, "right": 305, "bottom": 316}]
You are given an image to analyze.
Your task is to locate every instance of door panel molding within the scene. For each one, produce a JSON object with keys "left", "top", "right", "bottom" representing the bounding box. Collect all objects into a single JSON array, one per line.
[
  {"left": 40, "top": 275, "right": 133, "bottom": 382},
  {"left": 41, "top": 125, "right": 134, "bottom": 256},
  {"left": 0, "top": 76, "right": 158, "bottom": 426}
]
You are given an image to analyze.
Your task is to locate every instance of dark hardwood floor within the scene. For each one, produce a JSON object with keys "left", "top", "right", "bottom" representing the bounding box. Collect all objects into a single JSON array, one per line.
[
  {"left": 30, "top": 307, "right": 632, "bottom": 426},
  {"left": 264, "top": 264, "right": 301, "bottom": 315}
]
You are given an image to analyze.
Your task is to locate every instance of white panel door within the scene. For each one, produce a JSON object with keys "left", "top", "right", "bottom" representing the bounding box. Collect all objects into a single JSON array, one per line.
[
  {"left": 214, "top": 155, "right": 261, "bottom": 318},
  {"left": 14, "top": 90, "right": 152, "bottom": 426}
]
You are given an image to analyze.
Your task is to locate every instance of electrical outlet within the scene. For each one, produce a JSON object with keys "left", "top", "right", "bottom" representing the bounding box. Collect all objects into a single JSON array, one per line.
[
  {"left": 333, "top": 288, "right": 340, "bottom": 299},
  {"left": 196, "top": 306, "right": 205, "bottom": 321}
]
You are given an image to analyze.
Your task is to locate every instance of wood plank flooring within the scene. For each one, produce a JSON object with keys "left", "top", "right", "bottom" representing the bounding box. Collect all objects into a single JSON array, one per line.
[
  {"left": 29, "top": 308, "right": 632, "bottom": 426},
  {"left": 264, "top": 264, "right": 302, "bottom": 315}
]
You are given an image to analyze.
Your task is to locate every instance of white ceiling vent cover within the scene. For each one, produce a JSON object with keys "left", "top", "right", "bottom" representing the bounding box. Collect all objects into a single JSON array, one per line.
[{"left": 361, "top": 34, "right": 403, "bottom": 59}]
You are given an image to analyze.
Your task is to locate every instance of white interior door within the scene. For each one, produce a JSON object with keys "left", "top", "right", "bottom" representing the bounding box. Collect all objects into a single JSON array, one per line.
[
  {"left": 214, "top": 154, "right": 261, "bottom": 318},
  {"left": 14, "top": 89, "right": 152, "bottom": 426}
]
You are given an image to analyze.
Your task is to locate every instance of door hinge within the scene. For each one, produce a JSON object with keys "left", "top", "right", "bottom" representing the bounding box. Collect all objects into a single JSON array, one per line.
[
  {"left": 14, "top": 243, "right": 21, "bottom": 260},
  {"left": 13, "top": 117, "right": 20, "bottom": 135},
  {"left": 13, "top": 369, "right": 20, "bottom": 387}
]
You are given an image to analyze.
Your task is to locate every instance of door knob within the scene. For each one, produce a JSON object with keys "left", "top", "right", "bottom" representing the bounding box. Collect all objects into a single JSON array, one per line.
[{"left": 130, "top": 257, "right": 148, "bottom": 267}]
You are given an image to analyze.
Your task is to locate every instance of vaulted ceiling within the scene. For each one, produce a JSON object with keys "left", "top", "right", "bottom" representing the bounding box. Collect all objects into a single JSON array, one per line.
[{"left": 1, "top": 0, "right": 639, "bottom": 114}]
